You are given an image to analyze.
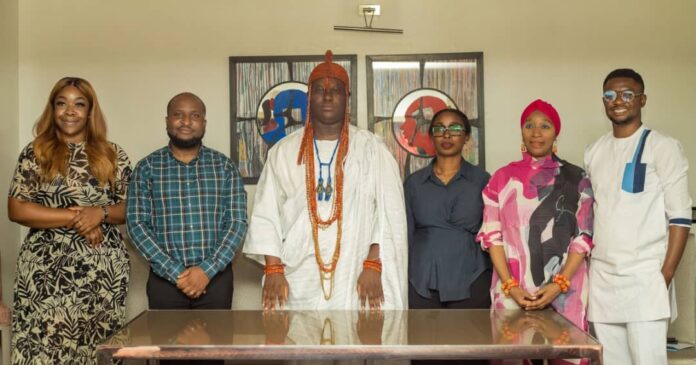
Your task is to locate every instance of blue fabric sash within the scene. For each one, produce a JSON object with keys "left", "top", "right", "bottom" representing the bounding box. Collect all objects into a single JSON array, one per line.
[{"left": 621, "top": 129, "right": 651, "bottom": 193}]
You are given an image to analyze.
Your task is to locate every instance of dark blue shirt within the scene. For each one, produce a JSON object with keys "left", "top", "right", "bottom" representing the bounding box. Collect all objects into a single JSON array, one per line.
[{"left": 404, "top": 160, "right": 491, "bottom": 302}]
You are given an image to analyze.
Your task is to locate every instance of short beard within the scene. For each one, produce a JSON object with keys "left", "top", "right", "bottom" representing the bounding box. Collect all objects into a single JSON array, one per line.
[{"left": 168, "top": 131, "right": 204, "bottom": 149}]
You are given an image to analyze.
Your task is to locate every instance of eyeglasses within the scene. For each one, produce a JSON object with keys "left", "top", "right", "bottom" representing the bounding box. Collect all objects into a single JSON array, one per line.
[
  {"left": 431, "top": 124, "right": 465, "bottom": 137},
  {"left": 603, "top": 90, "right": 643, "bottom": 103}
]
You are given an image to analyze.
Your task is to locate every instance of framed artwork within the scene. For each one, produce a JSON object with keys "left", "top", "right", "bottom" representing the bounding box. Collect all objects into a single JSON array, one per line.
[
  {"left": 366, "top": 52, "right": 484, "bottom": 179},
  {"left": 229, "top": 54, "right": 358, "bottom": 184}
]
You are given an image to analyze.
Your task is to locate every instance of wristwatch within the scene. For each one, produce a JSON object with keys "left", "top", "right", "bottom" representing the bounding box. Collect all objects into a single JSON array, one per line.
[{"left": 101, "top": 205, "right": 109, "bottom": 223}]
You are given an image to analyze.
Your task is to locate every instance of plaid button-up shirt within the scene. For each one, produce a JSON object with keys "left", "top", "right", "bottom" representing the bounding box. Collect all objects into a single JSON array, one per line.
[{"left": 127, "top": 145, "right": 247, "bottom": 283}]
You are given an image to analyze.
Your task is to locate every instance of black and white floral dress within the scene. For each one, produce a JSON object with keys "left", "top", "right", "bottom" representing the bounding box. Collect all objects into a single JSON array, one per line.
[{"left": 9, "top": 142, "right": 132, "bottom": 365}]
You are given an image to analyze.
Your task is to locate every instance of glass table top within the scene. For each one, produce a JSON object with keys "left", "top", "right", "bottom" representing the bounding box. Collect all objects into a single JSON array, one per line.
[{"left": 100, "top": 308, "right": 599, "bottom": 347}]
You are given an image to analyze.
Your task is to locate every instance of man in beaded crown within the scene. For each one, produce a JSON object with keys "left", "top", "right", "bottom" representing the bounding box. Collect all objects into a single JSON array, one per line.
[{"left": 244, "top": 50, "right": 408, "bottom": 311}]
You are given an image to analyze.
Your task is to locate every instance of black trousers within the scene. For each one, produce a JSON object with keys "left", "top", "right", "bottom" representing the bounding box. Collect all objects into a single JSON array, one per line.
[
  {"left": 409, "top": 269, "right": 492, "bottom": 365},
  {"left": 147, "top": 264, "right": 233, "bottom": 365}
]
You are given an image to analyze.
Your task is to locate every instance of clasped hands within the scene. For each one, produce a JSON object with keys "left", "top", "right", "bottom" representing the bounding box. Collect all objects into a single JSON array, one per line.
[
  {"left": 68, "top": 206, "right": 105, "bottom": 247},
  {"left": 509, "top": 283, "right": 563, "bottom": 311},
  {"left": 177, "top": 266, "right": 210, "bottom": 299}
]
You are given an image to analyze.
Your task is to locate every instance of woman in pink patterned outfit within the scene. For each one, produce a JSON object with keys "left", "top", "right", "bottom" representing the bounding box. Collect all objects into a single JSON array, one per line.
[{"left": 477, "top": 100, "right": 594, "bottom": 364}]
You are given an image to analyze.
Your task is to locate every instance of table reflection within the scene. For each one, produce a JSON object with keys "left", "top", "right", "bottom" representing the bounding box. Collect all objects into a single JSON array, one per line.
[
  {"left": 491, "top": 310, "right": 585, "bottom": 346},
  {"left": 490, "top": 311, "right": 590, "bottom": 365},
  {"left": 174, "top": 319, "right": 213, "bottom": 345},
  {"left": 275, "top": 310, "right": 402, "bottom": 346},
  {"left": 100, "top": 309, "right": 600, "bottom": 364},
  {"left": 140, "top": 310, "right": 404, "bottom": 346},
  {"left": 122, "top": 309, "right": 595, "bottom": 347}
]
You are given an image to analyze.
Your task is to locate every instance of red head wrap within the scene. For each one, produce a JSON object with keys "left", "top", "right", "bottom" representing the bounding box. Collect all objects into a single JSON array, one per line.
[{"left": 520, "top": 99, "right": 561, "bottom": 136}]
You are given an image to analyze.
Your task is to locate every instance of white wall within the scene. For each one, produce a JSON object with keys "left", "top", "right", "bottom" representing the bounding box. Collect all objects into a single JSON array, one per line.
[
  {"left": 0, "top": 0, "right": 20, "bottom": 305},
  {"left": 5, "top": 0, "right": 696, "bottom": 318}
]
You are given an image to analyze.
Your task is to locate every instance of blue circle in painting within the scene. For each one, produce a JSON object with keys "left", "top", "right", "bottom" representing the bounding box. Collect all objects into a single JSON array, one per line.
[{"left": 257, "top": 82, "right": 308, "bottom": 145}]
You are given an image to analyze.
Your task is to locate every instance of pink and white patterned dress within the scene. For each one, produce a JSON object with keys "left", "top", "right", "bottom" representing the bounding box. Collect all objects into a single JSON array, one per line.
[{"left": 477, "top": 153, "right": 594, "bottom": 332}]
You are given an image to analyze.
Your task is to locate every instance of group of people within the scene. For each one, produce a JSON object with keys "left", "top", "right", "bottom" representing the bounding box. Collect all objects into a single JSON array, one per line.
[{"left": 4, "top": 50, "right": 690, "bottom": 365}]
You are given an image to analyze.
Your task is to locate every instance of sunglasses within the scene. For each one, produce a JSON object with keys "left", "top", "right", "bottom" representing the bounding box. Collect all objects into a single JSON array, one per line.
[
  {"left": 603, "top": 90, "right": 643, "bottom": 103},
  {"left": 431, "top": 124, "right": 465, "bottom": 137}
]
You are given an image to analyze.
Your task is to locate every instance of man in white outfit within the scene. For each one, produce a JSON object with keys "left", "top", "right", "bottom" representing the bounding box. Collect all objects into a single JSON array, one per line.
[
  {"left": 244, "top": 50, "right": 407, "bottom": 311},
  {"left": 585, "top": 68, "right": 691, "bottom": 365}
]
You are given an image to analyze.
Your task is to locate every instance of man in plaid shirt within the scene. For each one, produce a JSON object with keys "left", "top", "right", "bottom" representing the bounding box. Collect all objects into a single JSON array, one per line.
[{"left": 127, "top": 92, "right": 247, "bottom": 321}]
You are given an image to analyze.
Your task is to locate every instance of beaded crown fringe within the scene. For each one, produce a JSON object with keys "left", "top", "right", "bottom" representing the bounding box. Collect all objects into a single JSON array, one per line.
[{"left": 296, "top": 50, "right": 351, "bottom": 300}]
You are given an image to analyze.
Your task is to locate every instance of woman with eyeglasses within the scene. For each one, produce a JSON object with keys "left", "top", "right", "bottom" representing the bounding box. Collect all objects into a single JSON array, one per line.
[
  {"left": 477, "top": 99, "right": 594, "bottom": 365},
  {"left": 404, "top": 108, "right": 492, "bottom": 316}
]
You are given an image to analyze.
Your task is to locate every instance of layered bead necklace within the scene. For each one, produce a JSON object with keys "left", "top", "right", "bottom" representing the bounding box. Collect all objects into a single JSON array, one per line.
[{"left": 300, "top": 124, "right": 348, "bottom": 300}]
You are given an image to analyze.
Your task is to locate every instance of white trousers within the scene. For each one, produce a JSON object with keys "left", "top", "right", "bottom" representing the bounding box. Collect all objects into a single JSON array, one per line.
[{"left": 592, "top": 319, "right": 668, "bottom": 365}]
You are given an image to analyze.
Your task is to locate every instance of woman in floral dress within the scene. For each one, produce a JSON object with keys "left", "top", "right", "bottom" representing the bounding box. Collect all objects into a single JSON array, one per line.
[
  {"left": 8, "top": 77, "right": 132, "bottom": 364},
  {"left": 477, "top": 99, "right": 594, "bottom": 365}
]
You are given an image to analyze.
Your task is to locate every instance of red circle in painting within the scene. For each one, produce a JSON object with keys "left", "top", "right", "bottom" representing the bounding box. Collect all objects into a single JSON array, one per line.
[{"left": 392, "top": 89, "right": 458, "bottom": 157}]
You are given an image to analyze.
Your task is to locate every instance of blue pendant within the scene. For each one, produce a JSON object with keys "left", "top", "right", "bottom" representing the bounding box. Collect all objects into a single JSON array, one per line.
[
  {"left": 316, "top": 177, "right": 325, "bottom": 201},
  {"left": 324, "top": 177, "right": 333, "bottom": 201}
]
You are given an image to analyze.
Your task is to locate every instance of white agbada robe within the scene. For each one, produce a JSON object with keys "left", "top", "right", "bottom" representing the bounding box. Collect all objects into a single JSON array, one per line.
[
  {"left": 244, "top": 125, "right": 408, "bottom": 310},
  {"left": 584, "top": 125, "right": 691, "bottom": 323}
]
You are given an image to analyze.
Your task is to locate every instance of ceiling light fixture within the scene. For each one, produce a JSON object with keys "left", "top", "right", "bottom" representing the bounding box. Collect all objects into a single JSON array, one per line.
[{"left": 334, "top": 5, "right": 403, "bottom": 34}]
